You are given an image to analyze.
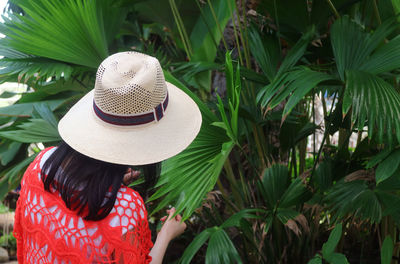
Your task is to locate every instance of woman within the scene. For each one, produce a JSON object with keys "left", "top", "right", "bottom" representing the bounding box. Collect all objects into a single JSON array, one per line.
[{"left": 13, "top": 52, "right": 202, "bottom": 263}]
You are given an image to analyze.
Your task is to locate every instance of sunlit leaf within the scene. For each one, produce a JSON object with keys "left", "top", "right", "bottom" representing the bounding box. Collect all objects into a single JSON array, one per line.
[
  {"left": 0, "top": 119, "right": 60, "bottom": 143},
  {"left": 0, "top": 154, "right": 36, "bottom": 200},
  {"left": 0, "top": 99, "right": 66, "bottom": 117},
  {"left": 1, "top": 0, "right": 126, "bottom": 68},
  {"left": 0, "top": 56, "right": 74, "bottom": 82},
  {"left": 0, "top": 141, "right": 22, "bottom": 166}
]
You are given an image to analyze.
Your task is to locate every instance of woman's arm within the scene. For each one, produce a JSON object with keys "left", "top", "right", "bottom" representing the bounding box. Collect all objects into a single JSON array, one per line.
[{"left": 149, "top": 208, "right": 187, "bottom": 264}]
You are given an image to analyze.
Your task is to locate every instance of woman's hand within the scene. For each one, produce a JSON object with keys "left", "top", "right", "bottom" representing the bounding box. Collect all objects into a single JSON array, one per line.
[
  {"left": 149, "top": 207, "right": 187, "bottom": 264},
  {"left": 123, "top": 168, "right": 140, "bottom": 186},
  {"left": 159, "top": 207, "right": 187, "bottom": 242}
]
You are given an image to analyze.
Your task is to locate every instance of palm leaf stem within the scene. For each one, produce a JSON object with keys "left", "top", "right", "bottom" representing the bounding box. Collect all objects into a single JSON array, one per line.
[
  {"left": 325, "top": 0, "right": 340, "bottom": 19},
  {"left": 216, "top": 178, "right": 229, "bottom": 198},
  {"left": 309, "top": 92, "right": 338, "bottom": 183},
  {"left": 252, "top": 124, "right": 268, "bottom": 167},
  {"left": 234, "top": 0, "right": 251, "bottom": 68},
  {"left": 313, "top": 89, "right": 316, "bottom": 163},
  {"left": 321, "top": 94, "right": 330, "bottom": 145},
  {"left": 373, "top": 0, "right": 382, "bottom": 25},
  {"left": 223, "top": 157, "right": 244, "bottom": 208},
  {"left": 216, "top": 178, "right": 241, "bottom": 212},
  {"left": 238, "top": 143, "right": 262, "bottom": 176},
  {"left": 299, "top": 138, "right": 307, "bottom": 175},
  {"left": 232, "top": 150, "right": 254, "bottom": 205},
  {"left": 194, "top": 0, "right": 220, "bottom": 54},
  {"left": 292, "top": 146, "right": 298, "bottom": 178},
  {"left": 169, "top": 0, "right": 192, "bottom": 60},
  {"left": 273, "top": 0, "right": 282, "bottom": 51},
  {"left": 227, "top": 0, "right": 244, "bottom": 66},
  {"left": 174, "top": 1, "right": 193, "bottom": 56},
  {"left": 240, "top": 0, "right": 251, "bottom": 67},
  {"left": 206, "top": 0, "right": 228, "bottom": 52}
]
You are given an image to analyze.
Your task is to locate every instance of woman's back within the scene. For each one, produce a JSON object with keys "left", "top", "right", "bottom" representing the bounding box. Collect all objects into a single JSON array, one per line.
[{"left": 14, "top": 147, "right": 153, "bottom": 263}]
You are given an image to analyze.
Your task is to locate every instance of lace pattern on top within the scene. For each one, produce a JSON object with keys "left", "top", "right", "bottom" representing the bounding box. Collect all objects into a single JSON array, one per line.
[{"left": 14, "top": 148, "right": 153, "bottom": 264}]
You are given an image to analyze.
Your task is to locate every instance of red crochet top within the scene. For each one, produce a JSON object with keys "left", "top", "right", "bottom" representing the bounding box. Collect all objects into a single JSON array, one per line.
[{"left": 14, "top": 147, "right": 153, "bottom": 263}]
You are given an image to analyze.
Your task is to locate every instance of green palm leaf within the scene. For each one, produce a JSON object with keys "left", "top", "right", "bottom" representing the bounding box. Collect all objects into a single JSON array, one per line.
[
  {"left": 343, "top": 70, "right": 400, "bottom": 144},
  {"left": 150, "top": 54, "right": 240, "bottom": 219},
  {"left": 0, "top": 141, "right": 22, "bottom": 166},
  {"left": 180, "top": 209, "right": 259, "bottom": 264},
  {"left": 256, "top": 28, "right": 322, "bottom": 116},
  {"left": 331, "top": 16, "right": 398, "bottom": 80},
  {"left": 0, "top": 119, "right": 60, "bottom": 143},
  {"left": 1, "top": 0, "right": 126, "bottom": 68},
  {"left": 0, "top": 154, "right": 37, "bottom": 200},
  {"left": 148, "top": 71, "right": 233, "bottom": 220},
  {"left": 259, "top": 164, "right": 290, "bottom": 208},
  {"left": 0, "top": 103, "right": 60, "bottom": 143},
  {"left": 325, "top": 180, "right": 382, "bottom": 223},
  {"left": 0, "top": 57, "right": 74, "bottom": 82},
  {"left": 0, "top": 99, "right": 66, "bottom": 117},
  {"left": 179, "top": 229, "right": 213, "bottom": 264},
  {"left": 258, "top": 67, "right": 333, "bottom": 119},
  {"left": 189, "top": 0, "right": 234, "bottom": 62},
  {"left": 362, "top": 35, "right": 400, "bottom": 74},
  {"left": 381, "top": 235, "right": 394, "bottom": 264},
  {"left": 205, "top": 228, "right": 242, "bottom": 264},
  {"left": 248, "top": 26, "right": 280, "bottom": 82}
]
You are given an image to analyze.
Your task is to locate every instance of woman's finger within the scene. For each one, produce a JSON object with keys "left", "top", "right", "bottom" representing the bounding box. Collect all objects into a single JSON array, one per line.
[
  {"left": 167, "top": 208, "right": 176, "bottom": 219},
  {"left": 123, "top": 169, "right": 141, "bottom": 185},
  {"left": 175, "top": 214, "right": 182, "bottom": 221},
  {"left": 131, "top": 170, "right": 140, "bottom": 177}
]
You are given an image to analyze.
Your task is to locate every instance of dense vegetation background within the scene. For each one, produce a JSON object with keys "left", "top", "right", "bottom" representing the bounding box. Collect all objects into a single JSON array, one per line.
[{"left": 1, "top": 0, "right": 400, "bottom": 263}]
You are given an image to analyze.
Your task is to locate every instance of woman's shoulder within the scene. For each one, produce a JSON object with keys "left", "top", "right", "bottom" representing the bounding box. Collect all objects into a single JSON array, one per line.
[
  {"left": 21, "top": 147, "right": 57, "bottom": 187},
  {"left": 105, "top": 186, "right": 148, "bottom": 235}
]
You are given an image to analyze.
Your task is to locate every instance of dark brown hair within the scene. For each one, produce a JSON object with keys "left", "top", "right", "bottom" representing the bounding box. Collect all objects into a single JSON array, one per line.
[{"left": 42, "top": 141, "right": 160, "bottom": 221}]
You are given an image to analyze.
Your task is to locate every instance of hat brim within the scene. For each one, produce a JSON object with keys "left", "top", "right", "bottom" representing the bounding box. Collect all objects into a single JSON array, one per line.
[{"left": 58, "top": 82, "right": 202, "bottom": 165}]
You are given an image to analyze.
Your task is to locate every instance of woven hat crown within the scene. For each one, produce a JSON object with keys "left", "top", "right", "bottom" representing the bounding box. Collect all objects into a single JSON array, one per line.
[{"left": 94, "top": 52, "right": 167, "bottom": 115}]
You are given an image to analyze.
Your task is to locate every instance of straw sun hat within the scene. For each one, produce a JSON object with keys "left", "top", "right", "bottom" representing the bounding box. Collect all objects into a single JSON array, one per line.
[{"left": 58, "top": 51, "right": 202, "bottom": 165}]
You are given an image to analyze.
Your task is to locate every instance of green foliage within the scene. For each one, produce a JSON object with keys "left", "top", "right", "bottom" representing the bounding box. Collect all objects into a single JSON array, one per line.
[
  {"left": 258, "top": 164, "right": 310, "bottom": 235},
  {"left": 0, "top": 56, "right": 73, "bottom": 83},
  {"left": 1, "top": 0, "right": 400, "bottom": 263},
  {"left": 381, "top": 235, "right": 394, "bottom": 264},
  {"left": 308, "top": 224, "right": 349, "bottom": 264},
  {"left": 148, "top": 70, "right": 232, "bottom": 220},
  {"left": 189, "top": 0, "right": 234, "bottom": 63},
  {"left": 343, "top": 71, "right": 400, "bottom": 145},
  {"left": 0, "top": 232, "right": 17, "bottom": 251},
  {"left": 375, "top": 149, "right": 400, "bottom": 183},
  {"left": 1, "top": 0, "right": 125, "bottom": 68},
  {"left": 325, "top": 180, "right": 382, "bottom": 223},
  {"left": 180, "top": 209, "right": 260, "bottom": 264}
]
